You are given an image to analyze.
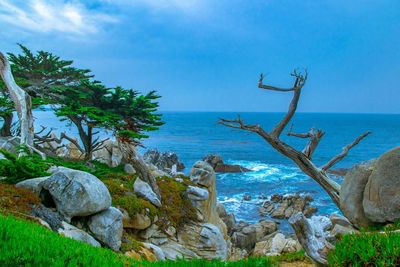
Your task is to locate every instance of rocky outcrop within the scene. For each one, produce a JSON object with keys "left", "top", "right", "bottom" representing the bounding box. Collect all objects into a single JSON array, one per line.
[
  {"left": 259, "top": 193, "right": 317, "bottom": 219},
  {"left": 134, "top": 178, "right": 162, "bottom": 207},
  {"left": 88, "top": 207, "right": 123, "bottom": 251},
  {"left": 40, "top": 167, "right": 112, "bottom": 221},
  {"left": 363, "top": 147, "right": 400, "bottom": 223},
  {"left": 202, "top": 154, "right": 251, "bottom": 173},
  {"left": 144, "top": 150, "right": 185, "bottom": 174}
]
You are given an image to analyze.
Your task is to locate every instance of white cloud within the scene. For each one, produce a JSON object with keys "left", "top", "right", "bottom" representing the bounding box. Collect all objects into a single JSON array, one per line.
[
  {"left": 0, "top": 0, "right": 117, "bottom": 35},
  {"left": 103, "top": 0, "right": 204, "bottom": 14}
]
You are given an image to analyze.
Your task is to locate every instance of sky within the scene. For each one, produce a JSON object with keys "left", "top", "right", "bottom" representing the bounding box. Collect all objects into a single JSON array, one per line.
[{"left": 0, "top": 0, "right": 399, "bottom": 113}]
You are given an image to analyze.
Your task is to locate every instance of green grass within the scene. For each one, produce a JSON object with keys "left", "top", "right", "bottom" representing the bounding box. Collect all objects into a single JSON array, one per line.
[
  {"left": 0, "top": 215, "right": 278, "bottom": 267},
  {"left": 328, "top": 230, "right": 400, "bottom": 266}
]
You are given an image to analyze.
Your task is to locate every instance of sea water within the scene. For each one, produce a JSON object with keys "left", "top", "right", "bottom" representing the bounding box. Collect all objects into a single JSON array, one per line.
[{"left": 35, "top": 111, "right": 400, "bottom": 226}]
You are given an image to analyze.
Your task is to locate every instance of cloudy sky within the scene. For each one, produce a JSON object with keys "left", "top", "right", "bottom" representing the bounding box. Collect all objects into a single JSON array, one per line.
[{"left": 0, "top": 0, "right": 399, "bottom": 113}]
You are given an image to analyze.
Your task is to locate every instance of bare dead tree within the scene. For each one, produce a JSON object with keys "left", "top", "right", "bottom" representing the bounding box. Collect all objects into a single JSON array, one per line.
[
  {"left": 219, "top": 69, "right": 370, "bottom": 209},
  {"left": 0, "top": 52, "right": 34, "bottom": 148}
]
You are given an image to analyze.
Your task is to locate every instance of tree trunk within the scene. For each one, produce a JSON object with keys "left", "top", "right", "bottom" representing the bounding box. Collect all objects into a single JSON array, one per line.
[
  {"left": 117, "top": 140, "right": 161, "bottom": 200},
  {"left": 0, "top": 113, "right": 13, "bottom": 137},
  {"left": 0, "top": 52, "right": 34, "bottom": 147}
]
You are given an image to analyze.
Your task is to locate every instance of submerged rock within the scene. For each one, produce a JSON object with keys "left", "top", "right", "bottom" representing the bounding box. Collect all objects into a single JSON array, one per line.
[{"left": 40, "top": 167, "right": 111, "bottom": 221}]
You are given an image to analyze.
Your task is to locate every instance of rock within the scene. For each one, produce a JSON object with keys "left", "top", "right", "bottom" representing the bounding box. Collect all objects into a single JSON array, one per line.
[
  {"left": 203, "top": 154, "right": 251, "bottom": 173},
  {"left": 178, "top": 223, "right": 228, "bottom": 260},
  {"left": 189, "top": 161, "right": 228, "bottom": 238},
  {"left": 229, "top": 247, "right": 248, "bottom": 261},
  {"left": 231, "top": 220, "right": 277, "bottom": 251},
  {"left": 303, "top": 205, "right": 318, "bottom": 218},
  {"left": 243, "top": 195, "right": 252, "bottom": 201},
  {"left": 124, "top": 164, "right": 136, "bottom": 174},
  {"left": 231, "top": 228, "right": 256, "bottom": 251},
  {"left": 330, "top": 214, "right": 352, "bottom": 228},
  {"left": 263, "top": 193, "right": 317, "bottom": 219},
  {"left": 340, "top": 161, "right": 375, "bottom": 228},
  {"left": 31, "top": 204, "right": 64, "bottom": 231},
  {"left": 134, "top": 178, "right": 162, "bottom": 207},
  {"left": 363, "top": 147, "right": 400, "bottom": 223},
  {"left": 330, "top": 224, "right": 357, "bottom": 239},
  {"left": 92, "top": 140, "right": 126, "bottom": 167},
  {"left": 143, "top": 243, "right": 166, "bottom": 261},
  {"left": 159, "top": 240, "right": 199, "bottom": 260},
  {"left": 58, "top": 221, "right": 101, "bottom": 247},
  {"left": 40, "top": 167, "right": 111, "bottom": 221},
  {"left": 186, "top": 186, "right": 209, "bottom": 201},
  {"left": 0, "top": 136, "right": 20, "bottom": 153},
  {"left": 0, "top": 152, "right": 7, "bottom": 160},
  {"left": 253, "top": 232, "right": 293, "bottom": 256},
  {"left": 143, "top": 150, "right": 185, "bottom": 173},
  {"left": 16, "top": 177, "right": 50, "bottom": 195},
  {"left": 122, "top": 210, "right": 151, "bottom": 230},
  {"left": 216, "top": 203, "right": 228, "bottom": 218},
  {"left": 88, "top": 207, "right": 123, "bottom": 251}
]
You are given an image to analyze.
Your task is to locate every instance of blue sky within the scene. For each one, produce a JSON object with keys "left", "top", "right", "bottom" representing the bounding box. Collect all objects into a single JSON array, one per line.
[{"left": 0, "top": 0, "right": 399, "bottom": 113}]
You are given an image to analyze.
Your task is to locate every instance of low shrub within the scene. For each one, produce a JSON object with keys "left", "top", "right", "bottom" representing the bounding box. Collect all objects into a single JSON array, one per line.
[
  {"left": 328, "top": 230, "right": 400, "bottom": 266},
  {"left": 157, "top": 176, "right": 197, "bottom": 229},
  {"left": 0, "top": 150, "right": 50, "bottom": 183},
  {"left": 0, "top": 184, "right": 40, "bottom": 216}
]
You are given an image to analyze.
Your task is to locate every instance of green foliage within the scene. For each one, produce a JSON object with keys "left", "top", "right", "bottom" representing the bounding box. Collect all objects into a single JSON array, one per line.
[
  {"left": 157, "top": 176, "right": 197, "bottom": 229},
  {"left": 0, "top": 149, "right": 50, "bottom": 184},
  {"left": 328, "top": 230, "right": 400, "bottom": 266}
]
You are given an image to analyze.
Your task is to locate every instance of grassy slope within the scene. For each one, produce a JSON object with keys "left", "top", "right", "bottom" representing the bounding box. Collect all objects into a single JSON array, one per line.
[{"left": 0, "top": 215, "right": 279, "bottom": 267}]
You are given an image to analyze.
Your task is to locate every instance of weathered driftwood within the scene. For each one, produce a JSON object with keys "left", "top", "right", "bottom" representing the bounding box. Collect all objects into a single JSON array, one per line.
[
  {"left": 0, "top": 52, "right": 34, "bottom": 148},
  {"left": 219, "top": 69, "right": 370, "bottom": 208},
  {"left": 289, "top": 212, "right": 328, "bottom": 266}
]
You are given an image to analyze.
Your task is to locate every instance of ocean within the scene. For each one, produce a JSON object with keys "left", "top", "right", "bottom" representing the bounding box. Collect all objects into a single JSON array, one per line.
[{"left": 35, "top": 111, "right": 400, "bottom": 228}]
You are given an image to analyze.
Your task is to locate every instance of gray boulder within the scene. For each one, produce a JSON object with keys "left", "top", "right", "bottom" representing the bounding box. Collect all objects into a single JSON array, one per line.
[
  {"left": 16, "top": 177, "right": 50, "bottom": 195},
  {"left": 340, "top": 162, "right": 375, "bottom": 228},
  {"left": 40, "top": 167, "right": 111, "bottom": 221},
  {"left": 88, "top": 207, "right": 123, "bottom": 251},
  {"left": 133, "top": 178, "right": 162, "bottom": 207},
  {"left": 58, "top": 221, "right": 101, "bottom": 247},
  {"left": 363, "top": 147, "right": 400, "bottom": 223}
]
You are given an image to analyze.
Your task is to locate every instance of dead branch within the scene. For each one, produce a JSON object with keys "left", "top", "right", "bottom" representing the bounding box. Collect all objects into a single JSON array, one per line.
[
  {"left": 219, "top": 69, "right": 370, "bottom": 210},
  {"left": 321, "top": 131, "right": 371, "bottom": 171},
  {"left": 287, "top": 124, "right": 325, "bottom": 159},
  {"left": 258, "top": 69, "right": 307, "bottom": 138}
]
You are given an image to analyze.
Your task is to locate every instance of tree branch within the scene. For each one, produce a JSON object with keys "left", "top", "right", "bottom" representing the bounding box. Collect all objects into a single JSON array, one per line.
[
  {"left": 321, "top": 131, "right": 371, "bottom": 171},
  {"left": 287, "top": 124, "right": 325, "bottom": 159},
  {"left": 257, "top": 69, "right": 307, "bottom": 138}
]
